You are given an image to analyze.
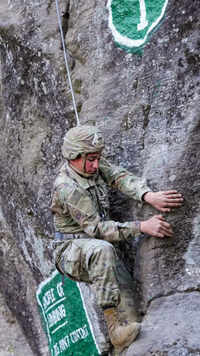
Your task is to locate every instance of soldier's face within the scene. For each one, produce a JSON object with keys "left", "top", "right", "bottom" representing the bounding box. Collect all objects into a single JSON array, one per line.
[{"left": 85, "top": 153, "right": 101, "bottom": 174}]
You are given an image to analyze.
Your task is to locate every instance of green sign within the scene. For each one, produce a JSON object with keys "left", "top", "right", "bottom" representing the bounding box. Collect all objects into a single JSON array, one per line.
[
  {"left": 107, "top": 0, "right": 168, "bottom": 52},
  {"left": 36, "top": 270, "right": 100, "bottom": 356}
]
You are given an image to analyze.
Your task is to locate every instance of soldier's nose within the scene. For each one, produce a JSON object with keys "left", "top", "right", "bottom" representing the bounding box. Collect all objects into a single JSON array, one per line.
[{"left": 93, "top": 160, "right": 99, "bottom": 169}]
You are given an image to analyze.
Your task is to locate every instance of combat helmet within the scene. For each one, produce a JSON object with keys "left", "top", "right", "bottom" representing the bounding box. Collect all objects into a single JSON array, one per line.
[{"left": 62, "top": 125, "right": 104, "bottom": 160}]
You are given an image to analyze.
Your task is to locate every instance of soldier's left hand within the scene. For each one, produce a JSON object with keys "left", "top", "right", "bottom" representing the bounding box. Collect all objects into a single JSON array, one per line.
[{"left": 143, "top": 190, "right": 184, "bottom": 212}]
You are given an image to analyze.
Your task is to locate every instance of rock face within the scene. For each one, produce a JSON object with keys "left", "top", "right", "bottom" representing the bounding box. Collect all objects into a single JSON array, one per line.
[{"left": 0, "top": 0, "right": 200, "bottom": 355}]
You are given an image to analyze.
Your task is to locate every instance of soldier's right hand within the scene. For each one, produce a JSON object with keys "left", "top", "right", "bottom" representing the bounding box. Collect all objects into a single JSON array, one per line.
[{"left": 140, "top": 215, "right": 173, "bottom": 238}]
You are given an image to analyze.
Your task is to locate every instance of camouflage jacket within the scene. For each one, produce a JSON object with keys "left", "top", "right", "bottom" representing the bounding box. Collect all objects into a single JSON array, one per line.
[{"left": 51, "top": 157, "right": 150, "bottom": 243}]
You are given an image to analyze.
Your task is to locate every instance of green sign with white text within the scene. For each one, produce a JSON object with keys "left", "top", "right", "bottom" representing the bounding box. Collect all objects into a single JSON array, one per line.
[
  {"left": 36, "top": 270, "right": 100, "bottom": 356},
  {"left": 107, "top": 0, "right": 168, "bottom": 52}
]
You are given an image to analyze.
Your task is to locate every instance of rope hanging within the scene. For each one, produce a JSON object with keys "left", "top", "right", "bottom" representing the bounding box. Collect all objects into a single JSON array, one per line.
[{"left": 55, "top": 0, "right": 80, "bottom": 126}]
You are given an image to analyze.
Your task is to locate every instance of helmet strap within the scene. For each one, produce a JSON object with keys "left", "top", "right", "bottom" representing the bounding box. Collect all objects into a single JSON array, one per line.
[{"left": 69, "top": 153, "right": 95, "bottom": 178}]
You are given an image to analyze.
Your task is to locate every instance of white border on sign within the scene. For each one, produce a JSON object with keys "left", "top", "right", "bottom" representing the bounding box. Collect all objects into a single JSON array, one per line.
[
  {"left": 36, "top": 271, "right": 101, "bottom": 354},
  {"left": 107, "top": 0, "right": 168, "bottom": 48}
]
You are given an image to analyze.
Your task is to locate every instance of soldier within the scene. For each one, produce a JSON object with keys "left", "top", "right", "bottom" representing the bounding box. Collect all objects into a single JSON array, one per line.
[{"left": 51, "top": 125, "right": 183, "bottom": 353}]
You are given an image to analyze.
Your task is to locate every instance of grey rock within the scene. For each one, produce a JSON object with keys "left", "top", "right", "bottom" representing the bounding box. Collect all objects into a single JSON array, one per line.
[
  {"left": 0, "top": 0, "right": 200, "bottom": 355},
  {"left": 126, "top": 292, "right": 200, "bottom": 356}
]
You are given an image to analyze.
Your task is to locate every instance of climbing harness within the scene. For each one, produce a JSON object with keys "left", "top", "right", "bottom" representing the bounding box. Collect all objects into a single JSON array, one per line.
[{"left": 55, "top": 0, "right": 80, "bottom": 126}]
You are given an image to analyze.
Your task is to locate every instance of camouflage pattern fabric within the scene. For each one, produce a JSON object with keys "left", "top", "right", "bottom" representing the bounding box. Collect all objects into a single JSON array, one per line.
[
  {"left": 62, "top": 125, "right": 104, "bottom": 160},
  {"left": 51, "top": 155, "right": 150, "bottom": 308},
  {"left": 57, "top": 239, "right": 120, "bottom": 308},
  {"left": 51, "top": 157, "right": 149, "bottom": 241}
]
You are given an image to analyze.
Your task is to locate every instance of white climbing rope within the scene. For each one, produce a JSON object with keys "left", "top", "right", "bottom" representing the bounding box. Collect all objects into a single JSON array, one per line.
[{"left": 55, "top": 0, "right": 80, "bottom": 126}]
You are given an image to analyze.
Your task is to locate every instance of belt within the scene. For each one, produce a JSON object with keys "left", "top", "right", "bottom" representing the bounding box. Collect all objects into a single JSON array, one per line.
[{"left": 54, "top": 231, "right": 89, "bottom": 242}]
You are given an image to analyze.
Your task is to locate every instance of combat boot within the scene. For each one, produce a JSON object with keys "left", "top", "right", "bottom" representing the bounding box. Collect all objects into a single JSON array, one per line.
[{"left": 103, "top": 307, "right": 140, "bottom": 353}]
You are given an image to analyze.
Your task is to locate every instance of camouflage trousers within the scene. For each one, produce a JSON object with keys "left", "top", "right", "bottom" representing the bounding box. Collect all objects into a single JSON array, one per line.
[
  {"left": 56, "top": 239, "right": 138, "bottom": 321},
  {"left": 56, "top": 239, "right": 121, "bottom": 309}
]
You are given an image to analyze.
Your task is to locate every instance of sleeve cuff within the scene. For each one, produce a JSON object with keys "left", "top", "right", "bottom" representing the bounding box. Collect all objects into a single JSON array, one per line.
[
  {"left": 140, "top": 190, "right": 152, "bottom": 202},
  {"left": 131, "top": 221, "right": 141, "bottom": 236}
]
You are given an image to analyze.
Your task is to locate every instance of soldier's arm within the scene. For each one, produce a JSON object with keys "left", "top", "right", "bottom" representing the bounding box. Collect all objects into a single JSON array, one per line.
[
  {"left": 99, "top": 158, "right": 184, "bottom": 211},
  {"left": 57, "top": 183, "right": 140, "bottom": 243},
  {"left": 99, "top": 157, "right": 151, "bottom": 201}
]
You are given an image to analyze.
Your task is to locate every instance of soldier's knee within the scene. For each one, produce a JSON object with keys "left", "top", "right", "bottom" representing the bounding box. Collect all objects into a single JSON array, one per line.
[
  {"left": 86, "top": 240, "right": 116, "bottom": 271},
  {"left": 94, "top": 241, "right": 116, "bottom": 260}
]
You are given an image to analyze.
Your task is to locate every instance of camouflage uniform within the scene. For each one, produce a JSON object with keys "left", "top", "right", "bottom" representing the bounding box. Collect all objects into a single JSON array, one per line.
[{"left": 51, "top": 126, "right": 150, "bottom": 309}]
